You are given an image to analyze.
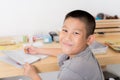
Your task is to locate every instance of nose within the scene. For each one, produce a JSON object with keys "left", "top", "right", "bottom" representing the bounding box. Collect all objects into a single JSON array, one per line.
[{"left": 64, "top": 33, "right": 72, "bottom": 41}]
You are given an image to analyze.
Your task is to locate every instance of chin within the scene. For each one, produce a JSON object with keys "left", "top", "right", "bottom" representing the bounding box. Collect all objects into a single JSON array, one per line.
[
  {"left": 61, "top": 45, "right": 73, "bottom": 54},
  {"left": 62, "top": 49, "right": 72, "bottom": 55}
]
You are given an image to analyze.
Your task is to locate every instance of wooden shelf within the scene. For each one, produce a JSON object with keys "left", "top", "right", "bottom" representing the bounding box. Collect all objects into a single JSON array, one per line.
[
  {"left": 96, "top": 19, "right": 120, "bottom": 28},
  {"left": 95, "top": 19, "right": 120, "bottom": 35}
]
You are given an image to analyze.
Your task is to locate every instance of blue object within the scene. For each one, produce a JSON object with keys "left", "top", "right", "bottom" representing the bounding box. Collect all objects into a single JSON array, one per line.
[
  {"left": 96, "top": 17, "right": 102, "bottom": 20},
  {"left": 43, "top": 34, "right": 52, "bottom": 43}
]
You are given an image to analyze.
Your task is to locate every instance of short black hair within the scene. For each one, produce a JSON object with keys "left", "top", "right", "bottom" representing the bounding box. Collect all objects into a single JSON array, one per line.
[{"left": 65, "top": 10, "right": 95, "bottom": 38}]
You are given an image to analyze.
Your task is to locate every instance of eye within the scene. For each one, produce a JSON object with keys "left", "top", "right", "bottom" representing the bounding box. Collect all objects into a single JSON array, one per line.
[
  {"left": 62, "top": 29, "right": 68, "bottom": 33},
  {"left": 73, "top": 32, "right": 80, "bottom": 35}
]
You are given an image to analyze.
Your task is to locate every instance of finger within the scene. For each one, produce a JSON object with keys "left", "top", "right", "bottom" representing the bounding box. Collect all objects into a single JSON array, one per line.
[
  {"left": 25, "top": 62, "right": 30, "bottom": 66},
  {"left": 24, "top": 48, "right": 28, "bottom": 54},
  {"left": 23, "top": 63, "right": 27, "bottom": 69},
  {"left": 24, "top": 46, "right": 33, "bottom": 54},
  {"left": 24, "top": 62, "right": 30, "bottom": 68}
]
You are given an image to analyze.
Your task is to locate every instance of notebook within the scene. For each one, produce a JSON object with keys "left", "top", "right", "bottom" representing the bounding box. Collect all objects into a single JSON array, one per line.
[{"left": 0, "top": 50, "right": 47, "bottom": 68}]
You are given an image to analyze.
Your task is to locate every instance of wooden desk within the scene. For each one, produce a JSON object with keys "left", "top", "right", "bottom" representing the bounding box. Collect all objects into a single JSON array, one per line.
[{"left": 0, "top": 34, "right": 120, "bottom": 78}]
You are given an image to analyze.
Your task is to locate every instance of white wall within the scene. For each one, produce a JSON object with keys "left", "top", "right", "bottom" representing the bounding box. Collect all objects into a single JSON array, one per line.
[{"left": 0, "top": 0, "right": 120, "bottom": 36}]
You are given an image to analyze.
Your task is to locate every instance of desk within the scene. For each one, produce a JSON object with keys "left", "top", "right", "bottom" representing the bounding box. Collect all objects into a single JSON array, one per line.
[{"left": 0, "top": 34, "right": 120, "bottom": 78}]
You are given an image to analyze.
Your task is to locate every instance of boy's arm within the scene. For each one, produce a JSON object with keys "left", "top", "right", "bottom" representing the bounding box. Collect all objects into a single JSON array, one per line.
[
  {"left": 25, "top": 46, "right": 62, "bottom": 56},
  {"left": 31, "top": 75, "right": 42, "bottom": 80},
  {"left": 36, "top": 48, "right": 62, "bottom": 56},
  {"left": 24, "top": 63, "right": 42, "bottom": 80}
]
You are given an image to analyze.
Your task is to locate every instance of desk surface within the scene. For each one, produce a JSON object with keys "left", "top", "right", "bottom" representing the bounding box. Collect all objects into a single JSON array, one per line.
[{"left": 0, "top": 34, "right": 120, "bottom": 78}]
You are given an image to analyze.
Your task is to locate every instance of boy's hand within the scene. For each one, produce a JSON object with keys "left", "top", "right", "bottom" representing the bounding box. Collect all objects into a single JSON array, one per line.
[
  {"left": 24, "top": 46, "right": 38, "bottom": 55},
  {"left": 23, "top": 63, "right": 37, "bottom": 76},
  {"left": 23, "top": 63, "right": 41, "bottom": 80}
]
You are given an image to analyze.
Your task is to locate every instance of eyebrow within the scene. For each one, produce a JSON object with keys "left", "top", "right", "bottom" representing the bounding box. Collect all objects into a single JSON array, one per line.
[
  {"left": 74, "top": 29, "right": 82, "bottom": 31},
  {"left": 62, "top": 26, "right": 82, "bottom": 31}
]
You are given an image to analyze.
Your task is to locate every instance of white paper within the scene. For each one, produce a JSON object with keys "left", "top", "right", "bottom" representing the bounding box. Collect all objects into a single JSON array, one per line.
[
  {"left": 0, "top": 50, "right": 47, "bottom": 68},
  {"left": 0, "top": 56, "right": 23, "bottom": 68}
]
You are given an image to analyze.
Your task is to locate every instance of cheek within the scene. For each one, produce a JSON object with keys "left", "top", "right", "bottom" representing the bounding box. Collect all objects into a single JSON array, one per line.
[
  {"left": 59, "top": 33, "right": 63, "bottom": 43},
  {"left": 74, "top": 37, "right": 86, "bottom": 46}
]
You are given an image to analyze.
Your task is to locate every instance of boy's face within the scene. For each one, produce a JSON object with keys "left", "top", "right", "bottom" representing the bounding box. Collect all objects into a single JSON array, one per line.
[{"left": 60, "top": 17, "right": 91, "bottom": 55}]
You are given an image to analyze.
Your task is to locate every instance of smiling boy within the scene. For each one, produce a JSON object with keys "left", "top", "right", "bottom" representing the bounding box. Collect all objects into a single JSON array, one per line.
[{"left": 24, "top": 10, "right": 104, "bottom": 80}]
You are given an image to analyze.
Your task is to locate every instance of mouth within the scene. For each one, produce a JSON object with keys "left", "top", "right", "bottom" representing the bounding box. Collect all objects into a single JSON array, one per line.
[{"left": 62, "top": 42, "right": 73, "bottom": 47}]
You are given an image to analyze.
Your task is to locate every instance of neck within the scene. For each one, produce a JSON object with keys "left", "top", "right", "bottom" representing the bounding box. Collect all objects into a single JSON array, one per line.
[{"left": 70, "top": 45, "right": 88, "bottom": 58}]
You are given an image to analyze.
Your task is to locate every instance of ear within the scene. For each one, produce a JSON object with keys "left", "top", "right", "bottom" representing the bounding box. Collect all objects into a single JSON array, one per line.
[{"left": 87, "top": 34, "right": 95, "bottom": 45}]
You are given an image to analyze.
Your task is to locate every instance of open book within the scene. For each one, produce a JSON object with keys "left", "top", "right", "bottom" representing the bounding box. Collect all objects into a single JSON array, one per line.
[{"left": 0, "top": 50, "right": 47, "bottom": 68}]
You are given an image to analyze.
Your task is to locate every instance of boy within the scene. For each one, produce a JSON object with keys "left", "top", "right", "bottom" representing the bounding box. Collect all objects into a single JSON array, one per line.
[{"left": 24, "top": 10, "right": 104, "bottom": 80}]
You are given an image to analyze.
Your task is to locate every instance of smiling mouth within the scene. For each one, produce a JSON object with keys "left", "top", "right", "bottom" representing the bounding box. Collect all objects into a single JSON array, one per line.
[{"left": 63, "top": 42, "right": 73, "bottom": 47}]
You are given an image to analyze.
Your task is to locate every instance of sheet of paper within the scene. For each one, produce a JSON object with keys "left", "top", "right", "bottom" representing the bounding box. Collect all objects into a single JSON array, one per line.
[
  {"left": 0, "top": 50, "right": 48, "bottom": 68},
  {"left": 0, "top": 56, "right": 22, "bottom": 68}
]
